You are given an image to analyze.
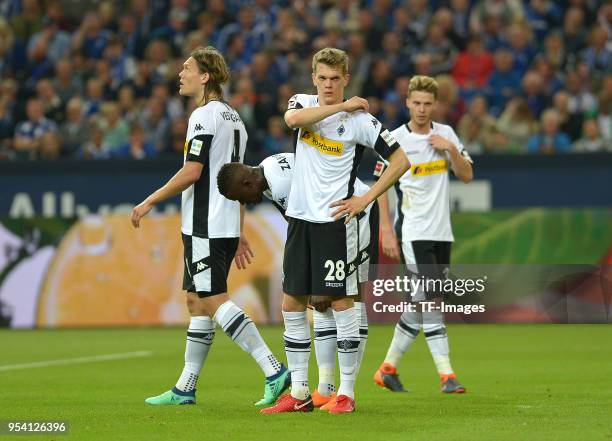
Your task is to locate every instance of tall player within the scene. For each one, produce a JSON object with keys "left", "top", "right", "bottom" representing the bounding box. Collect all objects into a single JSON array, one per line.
[
  {"left": 217, "top": 152, "right": 378, "bottom": 410},
  {"left": 373, "top": 75, "right": 473, "bottom": 394},
  {"left": 131, "top": 46, "right": 289, "bottom": 407},
  {"left": 259, "top": 48, "right": 410, "bottom": 414}
]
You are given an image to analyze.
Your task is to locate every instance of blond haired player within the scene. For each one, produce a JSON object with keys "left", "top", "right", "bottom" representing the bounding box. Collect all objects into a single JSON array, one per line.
[
  {"left": 373, "top": 75, "right": 473, "bottom": 394},
  {"left": 131, "top": 46, "right": 289, "bottom": 407},
  {"left": 260, "top": 48, "right": 410, "bottom": 414}
]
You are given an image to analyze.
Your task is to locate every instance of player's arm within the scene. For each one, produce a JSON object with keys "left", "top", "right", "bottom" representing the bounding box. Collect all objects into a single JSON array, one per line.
[
  {"left": 235, "top": 204, "right": 254, "bottom": 270},
  {"left": 131, "top": 161, "right": 202, "bottom": 228},
  {"left": 378, "top": 191, "right": 401, "bottom": 261},
  {"left": 429, "top": 134, "right": 473, "bottom": 183},
  {"left": 331, "top": 148, "right": 410, "bottom": 222},
  {"left": 284, "top": 96, "right": 369, "bottom": 129}
]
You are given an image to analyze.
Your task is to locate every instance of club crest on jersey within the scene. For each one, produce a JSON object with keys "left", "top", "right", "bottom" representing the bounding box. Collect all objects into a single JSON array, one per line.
[
  {"left": 189, "top": 139, "right": 203, "bottom": 156},
  {"left": 411, "top": 159, "right": 448, "bottom": 176},
  {"left": 300, "top": 129, "right": 344, "bottom": 156},
  {"left": 337, "top": 124, "right": 345, "bottom": 136}
]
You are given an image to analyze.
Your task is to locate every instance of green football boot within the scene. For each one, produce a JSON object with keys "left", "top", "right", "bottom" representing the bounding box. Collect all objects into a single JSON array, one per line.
[
  {"left": 254, "top": 364, "right": 291, "bottom": 406},
  {"left": 145, "top": 387, "right": 196, "bottom": 405}
]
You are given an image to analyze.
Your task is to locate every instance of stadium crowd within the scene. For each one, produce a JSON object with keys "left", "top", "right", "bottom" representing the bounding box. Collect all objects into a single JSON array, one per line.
[{"left": 0, "top": 0, "right": 610, "bottom": 162}]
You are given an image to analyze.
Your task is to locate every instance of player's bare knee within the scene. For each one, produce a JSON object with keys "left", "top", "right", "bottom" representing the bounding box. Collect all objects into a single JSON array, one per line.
[
  {"left": 282, "top": 294, "right": 308, "bottom": 312},
  {"left": 331, "top": 296, "right": 354, "bottom": 311}
]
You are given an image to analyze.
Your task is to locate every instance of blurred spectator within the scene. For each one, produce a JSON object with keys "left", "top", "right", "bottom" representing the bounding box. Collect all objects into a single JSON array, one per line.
[
  {"left": 36, "top": 78, "right": 64, "bottom": 123},
  {"left": 344, "top": 33, "right": 372, "bottom": 98},
  {"left": 82, "top": 78, "right": 105, "bottom": 117},
  {"left": 452, "top": 35, "right": 494, "bottom": 98},
  {"left": 71, "top": 12, "right": 112, "bottom": 60},
  {"left": 112, "top": 124, "right": 157, "bottom": 159},
  {"left": 418, "top": 22, "right": 457, "bottom": 76},
  {"left": 80, "top": 121, "right": 109, "bottom": 160},
  {"left": 262, "top": 116, "right": 291, "bottom": 157},
  {"left": 145, "top": 39, "right": 173, "bottom": 84},
  {"left": 139, "top": 97, "right": 171, "bottom": 153},
  {"left": 251, "top": 52, "right": 280, "bottom": 130},
  {"left": 457, "top": 95, "right": 496, "bottom": 154},
  {"left": 502, "top": 23, "right": 536, "bottom": 77},
  {"left": 433, "top": 74, "right": 464, "bottom": 125},
  {"left": 522, "top": 70, "right": 550, "bottom": 118},
  {"left": 552, "top": 90, "right": 583, "bottom": 141},
  {"left": 117, "top": 85, "right": 140, "bottom": 124},
  {"left": 206, "top": 0, "right": 235, "bottom": 30},
  {"left": 432, "top": 7, "right": 465, "bottom": 51},
  {"left": 363, "top": 59, "right": 394, "bottom": 99},
  {"left": 117, "top": 14, "right": 147, "bottom": 59},
  {"left": 524, "top": 0, "right": 563, "bottom": 41},
  {"left": 27, "top": 16, "right": 71, "bottom": 67},
  {"left": 104, "top": 37, "right": 137, "bottom": 88},
  {"left": 59, "top": 97, "right": 89, "bottom": 158},
  {"left": 381, "top": 31, "right": 411, "bottom": 77},
  {"left": 543, "top": 31, "right": 568, "bottom": 71},
  {"left": 150, "top": 7, "right": 190, "bottom": 55},
  {"left": 527, "top": 109, "right": 572, "bottom": 154},
  {"left": 170, "top": 119, "right": 188, "bottom": 156},
  {"left": 0, "top": 79, "right": 17, "bottom": 156},
  {"left": 0, "top": 18, "right": 14, "bottom": 78},
  {"left": 572, "top": 119, "right": 611, "bottom": 152},
  {"left": 100, "top": 102, "right": 129, "bottom": 153},
  {"left": 230, "top": 77, "right": 257, "bottom": 131},
  {"left": 322, "top": 0, "right": 360, "bottom": 33},
  {"left": 486, "top": 49, "right": 521, "bottom": 115},
  {"left": 562, "top": 7, "right": 588, "bottom": 65},
  {"left": 13, "top": 98, "right": 58, "bottom": 160},
  {"left": 449, "top": 0, "right": 471, "bottom": 45},
  {"left": 9, "top": 0, "right": 44, "bottom": 42},
  {"left": 217, "top": 5, "right": 271, "bottom": 62},
  {"left": 565, "top": 70, "right": 598, "bottom": 115},
  {"left": 580, "top": 26, "right": 611, "bottom": 77},
  {"left": 469, "top": 0, "right": 524, "bottom": 33},
  {"left": 406, "top": 0, "right": 432, "bottom": 41},
  {"left": 496, "top": 97, "right": 538, "bottom": 153},
  {"left": 597, "top": 78, "right": 611, "bottom": 141},
  {"left": 152, "top": 83, "right": 183, "bottom": 122},
  {"left": 39, "top": 131, "right": 60, "bottom": 160},
  {"left": 532, "top": 57, "right": 563, "bottom": 98},
  {"left": 53, "top": 59, "right": 83, "bottom": 103}
]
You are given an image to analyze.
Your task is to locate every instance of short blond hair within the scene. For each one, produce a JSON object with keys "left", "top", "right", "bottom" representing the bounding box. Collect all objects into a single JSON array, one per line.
[
  {"left": 312, "top": 47, "right": 349, "bottom": 75},
  {"left": 408, "top": 75, "right": 439, "bottom": 99}
]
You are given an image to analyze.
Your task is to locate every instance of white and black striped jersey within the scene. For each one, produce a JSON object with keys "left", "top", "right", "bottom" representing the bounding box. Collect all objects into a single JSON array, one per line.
[
  {"left": 285, "top": 94, "right": 399, "bottom": 223},
  {"left": 182, "top": 100, "right": 247, "bottom": 238},
  {"left": 382, "top": 121, "right": 473, "bottom": 242},
  {"left": 260, "top": 152, "right": 370, "bottom": 212}
]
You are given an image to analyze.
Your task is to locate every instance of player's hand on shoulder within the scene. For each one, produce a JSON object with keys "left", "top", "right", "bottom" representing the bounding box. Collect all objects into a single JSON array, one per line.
[
  {"left": 429, "top": 134, "right": 454, "bottom": 152},
  {"left": 342, "top": 96, "right": 369, "bottom": 113},
  {"left": 131, "top": 200, "right": 152, "bottom": 228},
  {"left": 234, "top": 234, "right": 254, "bottom": 270},
  {"left": 330, "top": 195, "right": 368, "bottom": 224}
]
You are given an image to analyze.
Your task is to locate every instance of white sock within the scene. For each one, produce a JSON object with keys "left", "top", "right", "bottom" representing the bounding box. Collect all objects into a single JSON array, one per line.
[
  {"left": 313, "top": 307, "right": 337, "bottom": 396},
  {"left": 175, "top": 316, "right": 215, "bottom": 393},
  {"left": 333, "top": 307, "right": 360, "bottom": 399},
  {"left": 283, "top": 310, "right": 311, "bottom": 400},
  {"left": 383, "top": 308, "right": 421, "bottom": 368},
  {"left": 422, "top": 310, "right": 453, "bottom": 375},
  {"left": 214, "top": 300, "right": 282, "bottom": 378},
  {"left": 355, "top": 301, "right": 368, "bottom": 377}
]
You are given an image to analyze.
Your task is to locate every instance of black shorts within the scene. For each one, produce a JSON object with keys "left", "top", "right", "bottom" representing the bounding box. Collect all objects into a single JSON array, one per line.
[
  {"left": 401, "top": 240, "right": 451, "bottom": 300},
  {"left": 283, "top": 217, "right": 360, "bottom": 296},
  {"left": 357, "top": 201, "right": 379, "bottom": 283},
  {"left": 182, "top": 234, "right": 239, "bottom": 297}
]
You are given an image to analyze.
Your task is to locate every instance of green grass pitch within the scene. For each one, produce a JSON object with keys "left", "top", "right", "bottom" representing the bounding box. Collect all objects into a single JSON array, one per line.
[{"left": 1, "top": 325, "right": 611, "bottom": 441}]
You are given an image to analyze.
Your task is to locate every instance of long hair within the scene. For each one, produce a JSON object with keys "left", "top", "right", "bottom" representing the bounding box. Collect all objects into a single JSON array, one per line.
[{"left": 190, "top": 46, "right": 230, "bottom": 104}]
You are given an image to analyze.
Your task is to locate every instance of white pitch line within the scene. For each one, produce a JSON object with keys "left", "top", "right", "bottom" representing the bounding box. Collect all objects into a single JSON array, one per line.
[{"left": 0, "top": 350, "right": 153, "bottom": 372}]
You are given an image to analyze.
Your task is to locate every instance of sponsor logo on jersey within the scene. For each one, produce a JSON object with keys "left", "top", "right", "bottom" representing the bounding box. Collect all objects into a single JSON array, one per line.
[
  {"left": 380, "top": 129, "right": 397, "bottom": 147},
  {"left": 194, "top": 123, "right": 204, "bottom": 132},
  {"left": 411, "top": 159, "right": 448, "bottom": 177},
  {"left": 300, "top": 129, "right": 344, "bottom": 156},
  {"left": 325, "top": 281, "right": 344, "bottom": 287},
  {"left": 371, "top": 118, "right": 379, "bottom": 128},
  {"left": 189, "top": 139, "right": 203, "bottom": 156},
  {"left": 373, "top": 160, "right": 386, "bottom": 177},
  {"left": 196, "top": 261, "right": 208, "bottom": 272}
]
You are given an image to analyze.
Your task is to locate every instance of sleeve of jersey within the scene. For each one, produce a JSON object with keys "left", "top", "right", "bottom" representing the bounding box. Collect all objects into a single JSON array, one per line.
[
  {"left": 185, "top": 133, "right": 214, "bottom": 164},
  {"left": 357, "top": 115, "right": 400, "bottom": 159},
  {"left": 287, "top": 94, "right": 307, "bottom": 111},
  {"left": 448, "top": 128, "right": 474, "bottom": 164},
  {"left": 371, "top": 158, "right": 389, "bottom": 182}
]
